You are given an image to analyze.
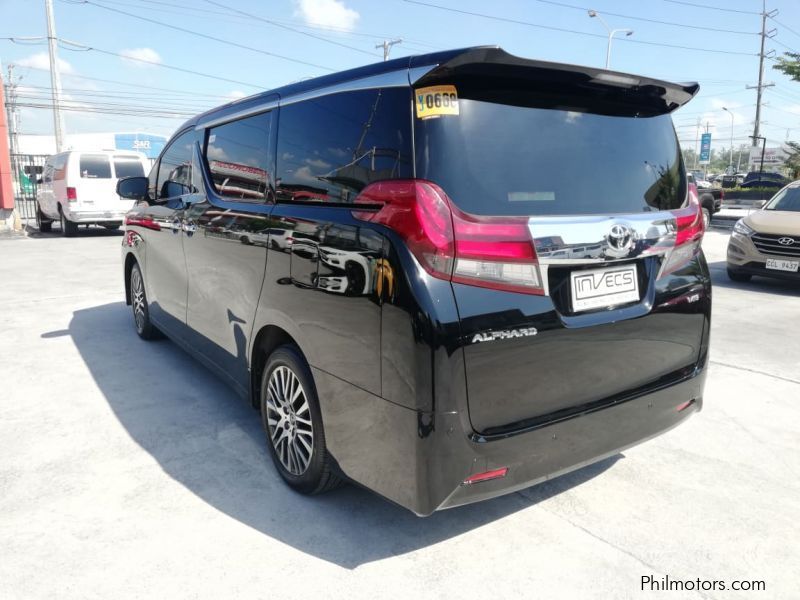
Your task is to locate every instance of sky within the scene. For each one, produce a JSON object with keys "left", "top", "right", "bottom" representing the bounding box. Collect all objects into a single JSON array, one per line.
[{"left": 1, "top": 0, "right": 800, "bottom": 153}]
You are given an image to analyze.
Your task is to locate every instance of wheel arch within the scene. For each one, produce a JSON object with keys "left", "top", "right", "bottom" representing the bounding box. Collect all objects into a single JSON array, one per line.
[{"left": 250, "top": 324, "right": 310, "bottom": 410}]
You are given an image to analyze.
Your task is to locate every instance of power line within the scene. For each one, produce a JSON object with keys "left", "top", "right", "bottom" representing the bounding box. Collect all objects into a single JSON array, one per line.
[
  {"left": 2, "top": 36, "right": 265, "bottom": 88},
  {"left": 202, "top": 0, "right": 379, "bottom": 57},
  {"left": 662, "top": 0, "right": 760, "bottom": 15},
  {"left": 530, "top": 0, "right": 758, "bottom": 35},
  {"left": 769, "top": 16, "right": 800, "bottom": 41},
  {"left": 62, "top": 0, "right": 337, "bottom": 71},
  {"left": 401, "top": 0, "right": 758, "bottom": 56}
]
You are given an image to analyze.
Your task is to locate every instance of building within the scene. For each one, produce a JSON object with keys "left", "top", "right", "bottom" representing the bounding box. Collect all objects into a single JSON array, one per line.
[{"left": 17, "top": 131, "right": 167, "bottom": 161}]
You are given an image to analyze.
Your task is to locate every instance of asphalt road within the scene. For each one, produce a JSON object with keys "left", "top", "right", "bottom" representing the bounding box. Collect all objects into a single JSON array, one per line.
[{"left": 1, "top": 225, "right": 798, "bottom": 599}]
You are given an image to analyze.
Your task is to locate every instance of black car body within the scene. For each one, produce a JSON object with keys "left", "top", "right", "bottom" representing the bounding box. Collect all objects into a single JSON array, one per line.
[{"left": 120, "top": 47, "right": 710, "bottom": 516}]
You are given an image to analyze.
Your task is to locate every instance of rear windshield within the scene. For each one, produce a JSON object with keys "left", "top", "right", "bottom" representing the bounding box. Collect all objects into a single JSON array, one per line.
[
  {"left": 415, "top": 99, "right": 686, "bottom": 216},
  {"left": 113, "top": 156, "right": 145, "bottom": 178},
  {"left": 79, "top": 154, "right": 112, "bottom": 179}
]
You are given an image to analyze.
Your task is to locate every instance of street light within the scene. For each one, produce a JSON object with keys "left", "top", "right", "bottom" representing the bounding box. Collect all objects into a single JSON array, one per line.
[
  {"left": 721, "top": 107, "right": 735, "bottom": 174},
  {"left": 588, "top": 10, "right": 633, "bottom": 69}
]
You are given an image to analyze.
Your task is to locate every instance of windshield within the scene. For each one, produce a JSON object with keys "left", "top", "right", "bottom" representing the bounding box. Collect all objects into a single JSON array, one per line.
[
  {"left": 415, "top": 99, "right": 686, "bottom": 216},
  {"left": 765, "top": 186, "right": 800, "bottom": 211}
]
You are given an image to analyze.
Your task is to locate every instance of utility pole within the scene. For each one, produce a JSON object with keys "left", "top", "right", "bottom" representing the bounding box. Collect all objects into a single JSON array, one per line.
[
  {"left": 693, "top": 117, "right": 701, "bottom": 169},
  {"left": 375, "top": 39, "right": 402, "bottom": 62},
  {"left": 5, "top": 64, "right": 20, "bottom": 157},
  {"left": 747, "top": 1, "right": 777, "bottom": 151},
  {"left": 45, "top": 0, "right": 65, "bottom": 152}
]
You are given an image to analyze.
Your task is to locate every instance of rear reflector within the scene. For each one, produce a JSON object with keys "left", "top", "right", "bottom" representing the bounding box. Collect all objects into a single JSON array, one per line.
[
  {"left": 353, "top": 180, "right": 543, "bottom": 295},
  {"left": 66, "top": 187, "right": 77, "bottom": 202},
  {"left": 462, "top": 467, "right": 508, "bottom": 485}
]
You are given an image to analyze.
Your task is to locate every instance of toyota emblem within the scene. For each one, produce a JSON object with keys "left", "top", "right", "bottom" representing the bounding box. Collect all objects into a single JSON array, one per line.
[
  {"left": 606, "top": 223, "right": 634, "bottom": 256},
  {"left": 777, "top": 237, "right": 796, "bottom": 246}
]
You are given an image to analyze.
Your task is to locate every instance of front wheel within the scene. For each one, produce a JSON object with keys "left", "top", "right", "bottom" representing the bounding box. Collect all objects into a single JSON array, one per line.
[
  {"left": 130, "top": 262, "right": 160, "bottom": 340},
  {"left": 260, "top": 345, "right": 342, "bottom": 495},
  {"left": 36, "top": 204, "right": 52, "bottom": 233}
]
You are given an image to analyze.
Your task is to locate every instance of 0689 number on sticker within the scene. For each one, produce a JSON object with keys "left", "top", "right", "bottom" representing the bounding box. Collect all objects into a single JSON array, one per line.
[{"left": 415, "top": 85, "right": 459, "bottom": 119}]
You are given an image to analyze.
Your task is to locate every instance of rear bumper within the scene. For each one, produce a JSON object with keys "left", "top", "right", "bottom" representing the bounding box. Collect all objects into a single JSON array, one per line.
[
  {"left": 318, "top": 364, "right": 705, "bottom": 516},
  {"left": 64, "top": 207, "right": 129, "bottom": 224},
  {"left": 435, "top": 367, "right": 705, "bottom": 512}
]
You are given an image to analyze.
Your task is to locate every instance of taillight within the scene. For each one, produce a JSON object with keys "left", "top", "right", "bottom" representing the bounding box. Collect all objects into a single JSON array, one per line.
[
  {"left": 354, "top": 180, "right": 543, "bottom": 295},
  {"left": 66, "top": 187, "right": 77, "bottom": 202},
  {"left": 660, "top": 187, "right": 705, "bottom": 277},
  {"left": 125, "top": 214, "right": 161, "bottom": 231}
]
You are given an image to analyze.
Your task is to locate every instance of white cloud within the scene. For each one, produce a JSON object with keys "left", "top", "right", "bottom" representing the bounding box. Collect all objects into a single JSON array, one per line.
[
  {"left": 16, "top": 51, "right": 74, "bottom": 74},
  {"left": 120, "top": 47, "right": 162, "bottom": 68},
  {"left": 295, "top": 0, "right": 359, "bottom": 31}
]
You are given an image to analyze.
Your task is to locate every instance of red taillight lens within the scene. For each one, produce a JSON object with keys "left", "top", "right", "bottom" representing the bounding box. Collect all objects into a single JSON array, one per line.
[
  {"left": 125, "top": 214, "right": 161, "bottom": 231},
  {"left": 354, "top": 180, "right": 543, "bottom": 295},
  {"left": 660, "top": 188, "right": 705, "bottom": 277},
  {"left": 462, "top": 467, "right": 508, "bottom": 485},
  {"left": 66, "top": 187, "right": 77, "bottom": 201}
]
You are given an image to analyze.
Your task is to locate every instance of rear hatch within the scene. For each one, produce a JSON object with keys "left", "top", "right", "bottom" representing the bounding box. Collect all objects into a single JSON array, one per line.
[
  {"left": 75, "top": 154, "right": 143, "bottom": 212},
  {"left": 412, "top": 49, "right": 706, "bottom": 434}
]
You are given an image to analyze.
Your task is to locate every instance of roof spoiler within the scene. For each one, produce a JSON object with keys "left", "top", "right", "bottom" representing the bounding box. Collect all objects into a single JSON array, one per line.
[{"left": 410, "top": 47, "right": 699, "bottom": 116}]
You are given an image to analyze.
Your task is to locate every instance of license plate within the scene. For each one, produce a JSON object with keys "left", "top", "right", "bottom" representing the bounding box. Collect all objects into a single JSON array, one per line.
[
  {"left": 571, "top": 264, "right": 639, "bottom": 312},
  {"left": 766, "top": 258, "right": 799, "bottom": 272}
]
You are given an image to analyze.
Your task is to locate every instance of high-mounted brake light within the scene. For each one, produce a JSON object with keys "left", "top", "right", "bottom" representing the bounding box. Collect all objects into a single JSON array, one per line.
[
  {"left": 125, "top": 214, "right": 161, "bottom": 231},
  {"left": 354, "top": 180, "right": 543, "bottom": 295},
  {"left": 66, "top": 187, "right": 77, "bottom": 202},
  {"left": 660, "top": 186, "right": 705, "bottom": 277},
  {"left": 462, "top": 467, "right": 508, "bottom": 485}
]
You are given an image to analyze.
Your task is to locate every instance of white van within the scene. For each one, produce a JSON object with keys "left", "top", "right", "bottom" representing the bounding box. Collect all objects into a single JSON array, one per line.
[{"left": 36, "top": 150, "right": 150, "bottom": 236}]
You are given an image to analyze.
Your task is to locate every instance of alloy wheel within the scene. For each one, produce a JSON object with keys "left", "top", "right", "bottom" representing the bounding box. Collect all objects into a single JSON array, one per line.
[
  {"left": 265, "top": 365, "right": 314, "bottom": 475},
  {"left": 131, "top": 268, "right": 146, "bottom": 333}
]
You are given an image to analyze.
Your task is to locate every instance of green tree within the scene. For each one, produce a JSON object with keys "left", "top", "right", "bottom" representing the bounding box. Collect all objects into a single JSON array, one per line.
[
  {"left": 784, "top": 142, "right": 800, "bottom": 179},
  {"left": 773, "top": 52, "right": 800, "bottom": 80}
]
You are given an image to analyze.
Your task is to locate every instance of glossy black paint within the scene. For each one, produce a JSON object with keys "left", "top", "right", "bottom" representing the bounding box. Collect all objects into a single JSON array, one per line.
[{"left": 122, "top": 47, "right": 710, "bottom": 516}]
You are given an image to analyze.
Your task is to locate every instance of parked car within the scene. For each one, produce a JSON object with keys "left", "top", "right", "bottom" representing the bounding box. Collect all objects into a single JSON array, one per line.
[
  {"left": 36, "top": 150, "right": 150, "bottom": 236},
  {"left": 727, "top": 180, "right": 800, "bottom": 282},
  {"left": 118, "top": 46, "right": 710, "bottom": 516},
  {"left": 688, "top": 173, "right": 723, "bottom": 226}
]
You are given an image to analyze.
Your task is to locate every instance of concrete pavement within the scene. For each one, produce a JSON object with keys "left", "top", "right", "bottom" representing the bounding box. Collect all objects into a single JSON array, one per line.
[{"left": 0, "top": 226, "right": 798, "bottom": 599}]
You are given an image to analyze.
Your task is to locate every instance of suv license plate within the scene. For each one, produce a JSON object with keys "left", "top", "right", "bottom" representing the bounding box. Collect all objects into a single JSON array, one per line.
[
  {"left": 571, "top": 264, "right": 639, "bottom": 312},
  {"left": 766, "top": 258, "right": 799, "bottom": 272}
]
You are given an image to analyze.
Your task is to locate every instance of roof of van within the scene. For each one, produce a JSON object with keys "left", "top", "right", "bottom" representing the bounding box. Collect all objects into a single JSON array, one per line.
[{"left": 184, "top": 46, "right": 699, "bottom": 130}]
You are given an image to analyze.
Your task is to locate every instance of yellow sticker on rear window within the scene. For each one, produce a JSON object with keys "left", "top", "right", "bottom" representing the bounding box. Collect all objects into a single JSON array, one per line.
[{"left": 415, "top": 85, "right": 459, "bottom": 119}]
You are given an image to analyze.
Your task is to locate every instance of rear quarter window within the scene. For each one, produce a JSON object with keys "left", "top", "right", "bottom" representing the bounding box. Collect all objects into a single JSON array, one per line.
[
  {"left": 276, "top": 88, "right": 413, "bottom": 204},
  {"left": 79, "top": 154, "right": 112, "bottom": 179}
]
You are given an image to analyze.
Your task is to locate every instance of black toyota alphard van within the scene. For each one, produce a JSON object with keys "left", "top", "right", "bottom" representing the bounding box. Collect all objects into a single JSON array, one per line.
[{"left": 118, "top": 47, "right": 710, "bottom": 516}]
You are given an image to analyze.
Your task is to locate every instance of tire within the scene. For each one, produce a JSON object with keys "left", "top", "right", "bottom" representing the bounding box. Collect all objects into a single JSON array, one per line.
[
  {"left": 727, "top": 268, "right": 751, "bottom": 282},
  {"left": 60, "top": 210, "right": 78, "bottom": 237},
  {"left": 103, "top": 224, "right": 121, "bottom": 231},
  {"left": 701, "top": 207, "right": 711, "bottom": 229},
  {"left": 260, "top": 345, "right": 342, "bottom": 495},
  {"left": 130, "top": 262, "right": 160, "bottom": 340},
  {"left": 36, "top": 204, "right": 52, "bottom": 233}
]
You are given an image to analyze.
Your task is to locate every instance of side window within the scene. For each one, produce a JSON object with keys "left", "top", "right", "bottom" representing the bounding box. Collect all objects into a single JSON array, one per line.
[
  {"left": 205, "top": 111, "right": 273, "bottom": 202},
  {"left": 276, "top": 88, "right": 413, "bottom": 204},
  {"left": 157, "top": 130, "right": 196, "bottom": 199},
  {"left": 52, "top": 155, "right": 67, "bottom": 181}
]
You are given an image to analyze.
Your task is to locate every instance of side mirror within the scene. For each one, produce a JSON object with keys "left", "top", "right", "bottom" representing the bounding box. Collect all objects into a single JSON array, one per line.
[{"left": 117, "top": 176, "right": 149, "bottom": 201}]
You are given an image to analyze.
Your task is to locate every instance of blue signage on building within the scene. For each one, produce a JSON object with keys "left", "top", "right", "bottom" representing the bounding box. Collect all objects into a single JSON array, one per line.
[
  {"left": 699, "top": 133, "right": 712, "bottom": 165},
  {"left": 114, "top": 133, "right": 167, "bottom": 160}
]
